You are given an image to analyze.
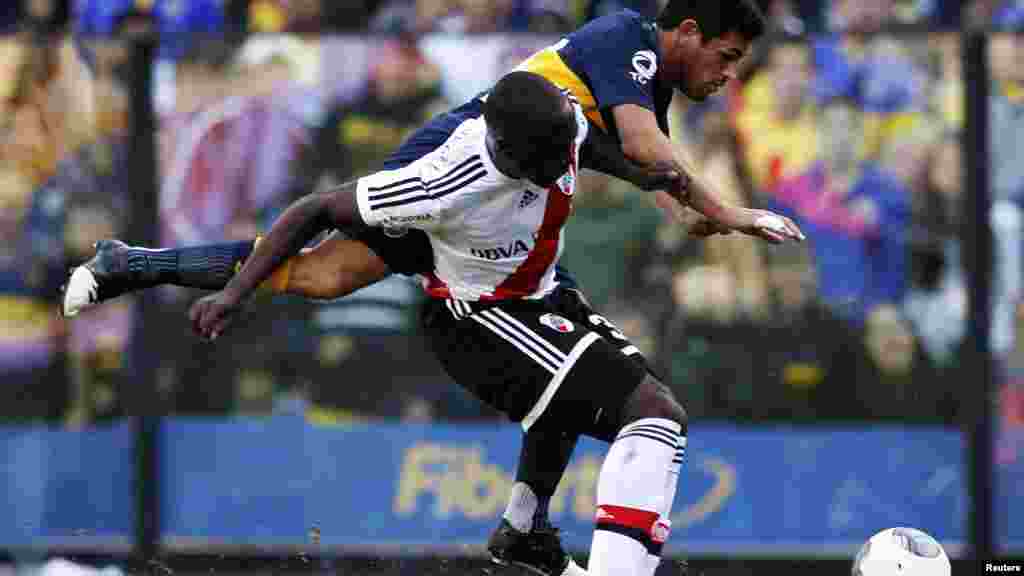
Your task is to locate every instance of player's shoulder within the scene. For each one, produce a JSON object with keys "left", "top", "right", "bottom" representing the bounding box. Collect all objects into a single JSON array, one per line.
[
  {"left": 419, "top": 113, "right": 488, "bottom": 171},
  {"left": 411, "top": 115, "right": 499, "bottom": 193}
]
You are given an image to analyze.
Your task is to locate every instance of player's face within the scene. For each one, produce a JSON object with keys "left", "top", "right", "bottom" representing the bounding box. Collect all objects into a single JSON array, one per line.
[
  {"left": 669, "top": 24, "right": 749, "bottom": 102},
  {"left": 500, "top": 100, "right": 577, "bottom": 187}
]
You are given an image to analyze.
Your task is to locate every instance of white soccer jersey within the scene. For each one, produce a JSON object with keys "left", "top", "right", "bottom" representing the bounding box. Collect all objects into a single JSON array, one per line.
[{"left": 355, "top": 102, "right": 589, "bottom": 301}]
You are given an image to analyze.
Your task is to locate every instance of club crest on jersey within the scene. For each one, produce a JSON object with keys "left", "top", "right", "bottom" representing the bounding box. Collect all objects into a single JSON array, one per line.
[
  {"left": 556, "top": 172, "right": 575, "bottom": 196},
  {"left": 519, "top": 189, "right": 539, "bottom": 209},
  {"left": 630, "top": 50, "right": 657, "bottom": 85},
  {"left": 539, "top": 313, "right": 574, "bottom": 333}
]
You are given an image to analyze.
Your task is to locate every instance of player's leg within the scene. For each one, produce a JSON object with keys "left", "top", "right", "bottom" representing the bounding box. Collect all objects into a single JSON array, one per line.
[
  {"left": 488, "top": 268, "right": 582, "bottom": 574},
  {"left": 488, "top": 427, "right": 582, "bottom": 576},
  {"left": 507, "top": 428, "right": 578, "bottom": 532},
  {"left": 60, "top": 233, "right": 389, "bottom": 316},
  {"left": 585, "top": 372, "right": 687, "bottom": 576},
  {"left": 488, "top": 275, "right": 658, "bottom": 576},
  {"left": 503, "top": 289, "right": 685, "bottom": 576},
  {"left": 550, "top": 284, "right": 682, "bottom": 574},
  {"left": 422, "top": 296, "right": 664, "bottom": 576}
]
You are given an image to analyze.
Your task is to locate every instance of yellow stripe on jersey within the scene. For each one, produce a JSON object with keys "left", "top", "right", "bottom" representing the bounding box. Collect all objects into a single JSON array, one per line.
[{"left": 516, "top": 48, "right": 607, "bottom": 132}]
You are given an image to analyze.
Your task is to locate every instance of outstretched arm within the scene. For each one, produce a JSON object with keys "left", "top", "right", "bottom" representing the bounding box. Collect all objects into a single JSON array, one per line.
[
  {"left": 613, "top": 104, "right": 804, "bottom": 244},
  {"left": 231, "top": 181, "right": 363, "bottom": 301},
  {"left": 580, "top": 119, "right": 683, "bottom": 191},
  {"left": 190, "top": 181, "right": 364, "bottom": 339},
  {"left": 579, "top": 118, "right": 732, "bottom": 238}
]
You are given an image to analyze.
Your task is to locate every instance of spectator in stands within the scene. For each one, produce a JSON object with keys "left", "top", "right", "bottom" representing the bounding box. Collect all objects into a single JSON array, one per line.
[
  {"left": 989, "top": 32, "right": 1024, "bottom": 358},
  {"left": 46, "top": 31, "right": 134, "bottom": 425},
  {"left": 0, "top": 160, "right": 67, "bottom": 422},
  {"left": 734, "top": 41, "right": 818, "bottom": 199},
  {"left": 770, "top": 95, "right": 910, "bottom": 323},
  {"left": 249, "top": 0, "right": 385, "bottom": 33},
  {"left": 23, "top": 0, "right": 69, "bottom": 35},
  {"left": 931, "top": 33, "right": 962, "bottom": 131},
  {"left": 75, "top": 0, "right": 225, "bottom": 62},
  {"left": 826, "top": 0, "right": 896, "bottom": 33},
  {"left": 286, "top": 37, "right": 462, "bottom": 422},
  {"left": 418, "top": 31, "right": 552, "bottom": 107},
  {"left": 755, "top": 245, "right": 860, "bottom": 421},
  {"left": 309, "top": 38, "right": 442, "bottom": 187},
  {"left": 851, "top": 303, "right": 957, "bottom": 423},
  {"left": 813, "top": 11, "right": 928, "bottom": 165},
  {"left": 904, "top": 132, "right": 966, "bottom": 367},
  {"left": 660, "top": 263, "right": 758, "bottom": 419},
  {"left": 0, "top": 33, "right": 127, "bottom": 423},
  {"left": 372, "top": 0, "right": 570, "bottom": 34},
  {"left": 967, "top": 0, "right": 1024, "bottom": 28}
]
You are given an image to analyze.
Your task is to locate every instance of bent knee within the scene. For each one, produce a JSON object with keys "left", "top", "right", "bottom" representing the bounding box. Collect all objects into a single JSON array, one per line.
[
  {"left": 291, "top": 239, "right": 389, "bottom": 299},
  {"left": 621, "top": 374, "right": 688, "bottom": 433}
]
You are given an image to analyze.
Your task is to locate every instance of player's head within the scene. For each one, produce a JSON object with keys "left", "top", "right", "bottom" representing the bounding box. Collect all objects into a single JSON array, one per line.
[
  {"left": 656, "top": 0, "right": 766, "bottom": 101},
  {"left": 484, "top": 71, "right": 578, "bottom": 187}
]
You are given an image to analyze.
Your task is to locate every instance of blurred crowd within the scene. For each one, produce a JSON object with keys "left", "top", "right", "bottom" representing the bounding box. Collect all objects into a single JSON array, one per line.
[{"left": 2, "top": 0, "right": 1024, "bottom": 430}]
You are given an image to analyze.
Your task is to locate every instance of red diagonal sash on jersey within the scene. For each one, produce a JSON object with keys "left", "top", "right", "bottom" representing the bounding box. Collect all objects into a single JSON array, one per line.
[
  {"left": 424, "top": 271, "right": 451, "bottom": 298},
  {"left": 424, "top": 146, "right": 578, "bottom": 301},
  {"left": 484, "top": 148, "right": 577, "bottom": 300},
  {"left": 423, "top": 180, "right": 572, "bottom": 299}
]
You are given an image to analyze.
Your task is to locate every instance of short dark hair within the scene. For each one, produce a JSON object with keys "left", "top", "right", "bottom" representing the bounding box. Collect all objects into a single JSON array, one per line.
[
  {"left": 484, "top": 71, "right": 575, "bottom": 150},
  {"left": 656, "top": 0, "right": 766, "bottom": 42}
]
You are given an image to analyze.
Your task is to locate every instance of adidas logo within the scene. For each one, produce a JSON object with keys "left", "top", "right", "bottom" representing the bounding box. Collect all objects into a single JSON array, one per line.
[{"left": 519, "top": 189, "right": 539, "bottom": 209}]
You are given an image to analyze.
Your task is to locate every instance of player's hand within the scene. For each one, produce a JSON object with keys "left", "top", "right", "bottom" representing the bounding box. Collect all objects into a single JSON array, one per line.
[
  {"left": 724, "top": 207, "right": 805, "bottom": 244},
  {"left": 188, "top": 290, "right": 244, "bottom": 341},
  {"left": 631, "top": 161, "right": 682, "bottom": 191}
]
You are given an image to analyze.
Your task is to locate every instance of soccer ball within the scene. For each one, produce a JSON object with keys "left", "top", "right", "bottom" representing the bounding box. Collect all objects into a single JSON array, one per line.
[{"left": 852, "top": 527, "right": 952, "bottom": 576}]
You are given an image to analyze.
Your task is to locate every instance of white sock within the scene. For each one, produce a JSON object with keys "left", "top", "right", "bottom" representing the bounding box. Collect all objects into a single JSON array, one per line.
[
  {"left": 503, "top": 481, "right": 539, "bottom": 533},
  {"left": 646, "top": 437, "right": 686, "bottom": 575},
  {"left": 588, "top": 418, "right": 682, "bottom": 576}
]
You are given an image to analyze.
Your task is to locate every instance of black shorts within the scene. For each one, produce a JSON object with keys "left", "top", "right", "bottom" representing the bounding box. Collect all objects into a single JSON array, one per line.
[
  {"left": 351, "top": 227, "right": 433, "bottom": 276},
  {"left": 422, "top": 286, "right": 648, "bottom": 442},
  {"left": 544, "top": 285, "right": 650, "bottom": 372}
]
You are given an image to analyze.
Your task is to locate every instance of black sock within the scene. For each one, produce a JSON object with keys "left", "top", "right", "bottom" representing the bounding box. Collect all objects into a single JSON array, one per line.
[
  {"left": 533, "top": 495, "right": 552, "bottom": 528},
  {"left": 515, "top": 428, "right": 579, "bottom": 530},
  {"left": 125, "top": 240, "right": 257, "bottom": 290}
]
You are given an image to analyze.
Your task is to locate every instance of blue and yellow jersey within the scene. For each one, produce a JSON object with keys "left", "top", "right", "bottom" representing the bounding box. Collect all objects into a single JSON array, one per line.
[{"left": 516, "top": 10, "right": 673, "bottom": 140}]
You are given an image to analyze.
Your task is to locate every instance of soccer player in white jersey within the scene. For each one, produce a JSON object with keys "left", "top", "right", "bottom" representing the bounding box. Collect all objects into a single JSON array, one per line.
[
  {"left": 64, "top": 0, "right": 779, "bottom": 572},
  {"left": 189, "top": 71, "right": 803, "bottom": 576}
]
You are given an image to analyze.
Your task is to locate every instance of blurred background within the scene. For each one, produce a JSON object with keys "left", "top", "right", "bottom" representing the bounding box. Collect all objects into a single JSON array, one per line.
[{"left": 0, "top": 0, "right": 1017, "bottom": 574}]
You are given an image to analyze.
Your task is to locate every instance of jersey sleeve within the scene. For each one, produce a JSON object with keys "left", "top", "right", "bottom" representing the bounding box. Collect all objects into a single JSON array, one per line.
[
  {"left": 355, "top": 130, "right": 485, "bottom": 231},
  {"left": 356, "top": 162, "right": 445, "bottom": 231}
]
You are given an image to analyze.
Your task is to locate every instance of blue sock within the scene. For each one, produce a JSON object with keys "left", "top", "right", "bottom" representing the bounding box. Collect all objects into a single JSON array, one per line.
[{"left": 126, "top": 240, "right": 256, "bottom": 289}]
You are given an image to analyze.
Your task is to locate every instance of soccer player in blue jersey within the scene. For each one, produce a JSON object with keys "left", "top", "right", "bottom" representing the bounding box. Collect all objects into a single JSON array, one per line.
[{"left": 64, "top": 1, "right": 785, "bottom": 574}]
